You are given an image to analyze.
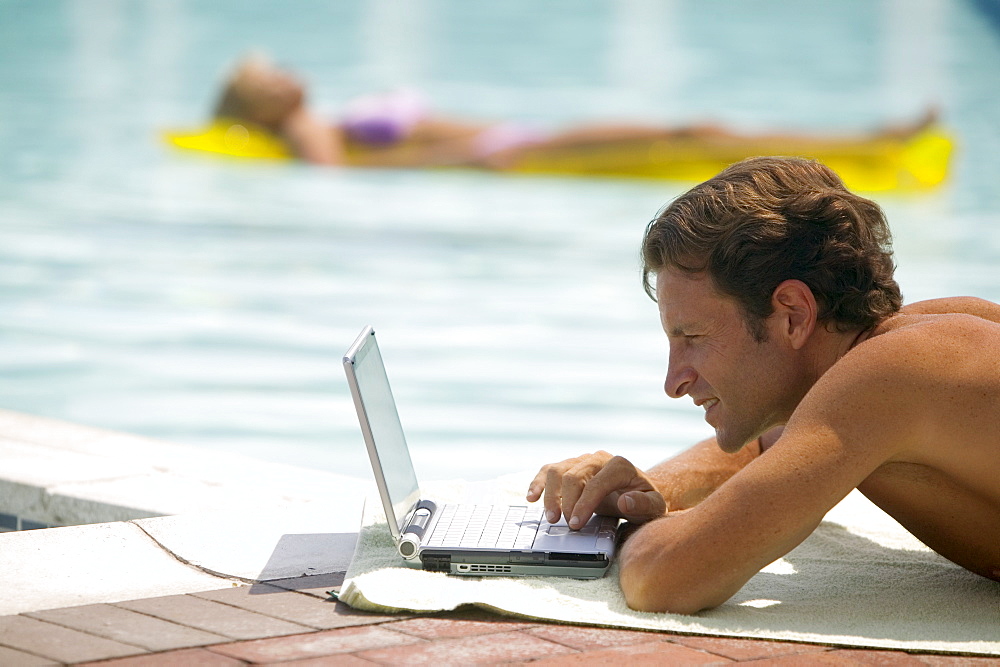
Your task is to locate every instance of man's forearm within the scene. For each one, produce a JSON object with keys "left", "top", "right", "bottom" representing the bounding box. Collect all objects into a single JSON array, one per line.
[{"left": 646, "top": 435, "right": 762, "bottom": 510}]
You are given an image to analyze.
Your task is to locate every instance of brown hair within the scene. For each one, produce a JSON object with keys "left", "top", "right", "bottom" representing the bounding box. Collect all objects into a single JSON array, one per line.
[
  {"left": 212, "top": 56, "right": 303, "bottom": 131},
  {"left": 641, "top": 156, "right": 902, "bottom": 341},
  {"left": 213, "top": 85, "right": 255, "bottom": 124}
]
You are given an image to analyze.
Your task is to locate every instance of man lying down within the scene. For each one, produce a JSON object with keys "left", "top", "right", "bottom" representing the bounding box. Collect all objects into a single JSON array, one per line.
[{"left": 527, "top": 156, "right": 1000, "bottom": 614}]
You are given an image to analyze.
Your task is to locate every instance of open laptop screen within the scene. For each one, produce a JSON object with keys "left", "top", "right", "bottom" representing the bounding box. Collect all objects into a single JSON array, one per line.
[{"left": 345, "top": 328, "right": 420, "bottom": 535}]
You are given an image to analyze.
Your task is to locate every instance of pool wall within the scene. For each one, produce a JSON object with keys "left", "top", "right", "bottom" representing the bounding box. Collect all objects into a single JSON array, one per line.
[{"left": 0, "top": 408, "right": 369, "bottom": 530}]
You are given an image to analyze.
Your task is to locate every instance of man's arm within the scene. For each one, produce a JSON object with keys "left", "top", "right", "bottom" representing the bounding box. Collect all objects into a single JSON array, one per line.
[
  {"left": 526, "top": 427, "right": 780, "bottom": 527},
  {"left": 618, "top": 340, "right": 919, "bottom": 614},
  {"left": 617, "top": 426, "right": 893, "bottom": 614},
  {"left": 645, "top": 428, "right": 778, "bottom": 511}
]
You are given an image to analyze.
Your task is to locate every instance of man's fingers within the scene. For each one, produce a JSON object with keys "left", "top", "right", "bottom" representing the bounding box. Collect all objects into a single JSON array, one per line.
[
  {"left": 543, "top": 465, "right": 567, "bottom": 523},
  {"left": 526, "top": 452, "right": 614, "bottom": 525},
  {"left": 526, "top": 462, "right": 571, "bottom": 520},
  {"left": 557, "top": 464, "right": 588, "bottom": 525},
  {"left": 558, "top": 452, "right": 616, "bottom": 525},
  {"left": 526, "top": 468, "right": 546, "bottom": 502},
  {"left": 566, "top": 456, "right": 649, "bottom": 528},
  {"left": 617, "top": 490, "right": 667, "bottom": 523}
]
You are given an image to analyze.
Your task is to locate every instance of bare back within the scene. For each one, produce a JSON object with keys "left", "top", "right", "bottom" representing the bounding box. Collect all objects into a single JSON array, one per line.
[{"left": 855, "top": 297, "right": 1000, "bottom": 580}]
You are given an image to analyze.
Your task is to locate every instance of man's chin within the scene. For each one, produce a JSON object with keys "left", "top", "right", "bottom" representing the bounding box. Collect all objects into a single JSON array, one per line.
[{"left": 714, "top": 429, "right": 749, "bottom": 454}]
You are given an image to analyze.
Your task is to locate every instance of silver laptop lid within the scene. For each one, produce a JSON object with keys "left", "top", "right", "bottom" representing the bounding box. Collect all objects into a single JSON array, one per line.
[{"left": 343, "top": 326, "right": 420, "bottom": 540}]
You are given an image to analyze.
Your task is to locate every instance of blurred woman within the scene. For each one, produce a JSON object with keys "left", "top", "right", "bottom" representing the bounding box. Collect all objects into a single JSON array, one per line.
[{"left": 211, "top": 55, "right": 939, "bottom": 172}]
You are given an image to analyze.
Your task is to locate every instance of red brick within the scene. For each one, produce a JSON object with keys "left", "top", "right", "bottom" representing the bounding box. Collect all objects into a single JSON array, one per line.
[
  {"left": 528, "top": 640, "right": 731, "bottom": 665},
  {"left": 193, "top": 585, "right": 392, "bottom": 630},
  {"left": 822, "top": 648, "right": 931, "bottom": 665},
  {"left": 672, "top": 634, "right": 833, "bottom": 661},
  {"left": 207, "top": 625, "right": 422, "bottom": 662},
  {"left": 262, "top": 655, "right": 377, "bottom": 666},
  {"left": 739, "top": 649, "right": 923, "bottom": 665},
  {"left": 116, "top": 594, "right": 310, "bottom": 641},
  {"left": 355, "top": 629, "right": 577, "bottom": 664},
  {"left": 387, "top": 615, "right": 533, "bottom": 639},
  {"left": 440, "top": 607, "right": 525, "bottom": 622},
  {"left": 28, "top": 603, "right": 227, "bottom": 652},
  {"left": 919, "top": 656, "right": 1000, "bottom": 666},
  {"left": 0, "top": 615, "right": 143, "bottom": 664},
  {"left": 537, "top": 641, "right": 731, "bottom": 667},
  {"left": 76, "top": 647, "right": 245, "bottom": 666},
  {"left": 0, "top": 643, "right": 57, "bottom": 666},
  {"left": 527, "top": 623, "right": 664, "bottom": 650}
]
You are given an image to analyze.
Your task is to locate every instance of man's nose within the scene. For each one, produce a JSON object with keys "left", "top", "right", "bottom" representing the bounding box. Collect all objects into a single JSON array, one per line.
[{"left": 664, "top": 361, "right": 695, "bottom": 399}]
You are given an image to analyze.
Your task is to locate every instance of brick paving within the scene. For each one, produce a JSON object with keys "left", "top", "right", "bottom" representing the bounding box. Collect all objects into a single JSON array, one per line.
[{"left": 0, "top": 572, "right": 997, "bottom": 665}]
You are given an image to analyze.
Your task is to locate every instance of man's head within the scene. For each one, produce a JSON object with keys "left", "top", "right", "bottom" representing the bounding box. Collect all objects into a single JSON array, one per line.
[{"left": 641, "top": 156, "right": 902, "bottom": 342}]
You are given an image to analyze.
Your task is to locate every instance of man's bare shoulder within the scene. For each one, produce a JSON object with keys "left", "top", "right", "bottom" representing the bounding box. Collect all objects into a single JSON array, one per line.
[
  {"left": 865, "top": 303, "right": 1000, "bottom": 372},
  {"left": 788, "top": 303, "right": 1000, "bottom": 463},
  {"left": 882, "top": 297, "right": 1000, "bottom": 367},
  {"left": 901, "top": 296, "right": 1000, "bottom": 323}
]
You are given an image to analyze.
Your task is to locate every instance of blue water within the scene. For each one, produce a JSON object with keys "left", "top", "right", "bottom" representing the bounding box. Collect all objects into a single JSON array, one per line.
[{"left": 1, "top": 0, "right": 998, "bottom": 483}]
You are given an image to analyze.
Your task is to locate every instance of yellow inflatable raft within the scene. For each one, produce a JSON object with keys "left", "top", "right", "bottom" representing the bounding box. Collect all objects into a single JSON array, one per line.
[
  {"left": 163, "top": 119, "right": 954, "bottom": 193},
  {"left": 164, "top": 119, "right": 292, "bottom": 160}
]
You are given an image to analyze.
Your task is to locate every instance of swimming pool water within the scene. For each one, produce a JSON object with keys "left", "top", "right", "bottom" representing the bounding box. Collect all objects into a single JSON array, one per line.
[{"left": 1, "top": 0, "right": 998, "bottom": 483}]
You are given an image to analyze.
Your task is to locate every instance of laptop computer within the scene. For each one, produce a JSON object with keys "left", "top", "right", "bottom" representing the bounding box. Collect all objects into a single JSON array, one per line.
[{"left": 343, "top": 326, "right": 619, "bottom": 578}]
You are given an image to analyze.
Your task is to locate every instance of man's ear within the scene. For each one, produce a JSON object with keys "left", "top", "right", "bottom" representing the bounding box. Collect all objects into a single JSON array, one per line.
[{"left": 770, "top": 280, "right": 817, "bottom": 349}]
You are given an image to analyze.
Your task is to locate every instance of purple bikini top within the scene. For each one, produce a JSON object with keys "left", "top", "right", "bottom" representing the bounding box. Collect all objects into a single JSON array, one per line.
[{"left": 340, "top": 89, "right": 428, "bottom": 146}]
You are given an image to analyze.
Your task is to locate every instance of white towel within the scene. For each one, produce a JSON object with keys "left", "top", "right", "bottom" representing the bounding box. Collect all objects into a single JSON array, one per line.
[{"left": 340, "top": 473, "right": 1000, "bottom": 655}]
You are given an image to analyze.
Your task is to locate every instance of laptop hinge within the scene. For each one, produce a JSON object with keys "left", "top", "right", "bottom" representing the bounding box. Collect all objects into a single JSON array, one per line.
[{"left": 401, "top": 499, "right": 438, "bottom": 542}]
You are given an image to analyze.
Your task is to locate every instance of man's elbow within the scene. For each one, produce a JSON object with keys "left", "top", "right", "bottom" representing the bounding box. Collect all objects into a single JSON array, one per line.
[
  {"left": 618, "top": 533, "right": 739, "bottom": 614},
  {"left": 620, "top": 563, "right": 721, "bottom": 615}
]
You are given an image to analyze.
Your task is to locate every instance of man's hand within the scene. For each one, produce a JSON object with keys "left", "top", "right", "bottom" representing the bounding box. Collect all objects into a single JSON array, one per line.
[{"left": 526, "top": 451, "right": 667, "bottom": 529}]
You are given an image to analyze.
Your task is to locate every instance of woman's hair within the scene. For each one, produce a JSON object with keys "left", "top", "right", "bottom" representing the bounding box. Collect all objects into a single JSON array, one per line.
[
  {"left": 641, "top": 156, "right": 902, "bottom": 341},
  {"left": 212, "top": 55, "right": 303, "bottom": 131}
]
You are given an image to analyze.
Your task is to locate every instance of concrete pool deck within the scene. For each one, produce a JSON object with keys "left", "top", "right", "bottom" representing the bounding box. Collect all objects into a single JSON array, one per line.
[{"left": 1, "top": 409, "right": 997, "bottom": 665}]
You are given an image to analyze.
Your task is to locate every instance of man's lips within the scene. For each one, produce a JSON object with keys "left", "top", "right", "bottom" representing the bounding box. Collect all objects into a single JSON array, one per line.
[
  {"left": 696, "top": 397, "right": 719, "bottom": 423},
  {"left": 695, "top": 397, "right": 719, "bottom": 410}
]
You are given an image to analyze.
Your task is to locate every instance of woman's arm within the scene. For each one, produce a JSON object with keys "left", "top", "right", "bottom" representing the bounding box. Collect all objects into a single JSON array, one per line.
[{"left": 279, "top": 108, "right": 344, "bottom": 165}]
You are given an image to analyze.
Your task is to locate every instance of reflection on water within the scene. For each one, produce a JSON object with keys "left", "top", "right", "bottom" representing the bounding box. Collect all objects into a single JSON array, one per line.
[{"left": 0, "top": 0, "right": 998, "bottom": 482}]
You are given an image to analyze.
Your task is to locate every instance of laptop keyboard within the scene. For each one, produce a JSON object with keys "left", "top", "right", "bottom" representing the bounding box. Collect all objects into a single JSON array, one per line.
[{"left": 424, "top": 504, "right": 544, "bottom": 550}]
